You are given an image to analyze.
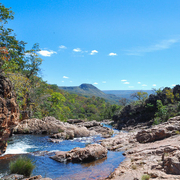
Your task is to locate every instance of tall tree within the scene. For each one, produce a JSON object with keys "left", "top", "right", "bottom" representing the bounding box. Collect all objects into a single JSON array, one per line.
[{"left": 0, "top": 3, "right": 26, "bottom": 73}]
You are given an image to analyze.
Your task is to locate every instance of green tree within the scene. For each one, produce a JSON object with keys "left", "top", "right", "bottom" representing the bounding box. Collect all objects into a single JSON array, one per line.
[
  {"left": 0, "top": 3, "right": 26, "bottom": 73},
  {"left": 47, "top": 92, "right": 70, "bottom": 120},
  {"left": 23, "top": 43, "right": 42, "bottom": 79},
  {"left": 119, "top": 98, "right": 129, "bottom": 106},
  {"left": 155, "top": 100, "right": 168, "bottom": 122},
  {"left": 131, "top": 91, "right": 148, "bottom": 102},
  {"left": 165, "top": 88, "right": 174, "bottom": 103}
]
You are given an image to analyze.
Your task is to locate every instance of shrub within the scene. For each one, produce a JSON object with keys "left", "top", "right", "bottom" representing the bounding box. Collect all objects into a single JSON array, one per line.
[
  {"left": 141, "top": 174, "right": 150, "bottom": 180},
  {"left": 131, "top": 164, "right": 137, "bottom": 170},
  {"left": 9, "top": 156, "right": 35, "bottom": 177},
  {"left": 155, "top": 100, "right": 168, "bottom": 121}
]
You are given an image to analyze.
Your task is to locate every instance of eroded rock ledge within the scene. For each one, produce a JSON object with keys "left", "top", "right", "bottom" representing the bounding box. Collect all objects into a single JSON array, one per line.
[
  {"left": 13, "top": 116, "right": 90, "bottom": 139},
  {"left": 0, "top": 74, "right": 19, "bottom": 155},
  {"left": 100, "top": 116, "right": 180, "bottom": 180},
  {"left": 13, "top": 117, "right": 113, "bottom": 140}
]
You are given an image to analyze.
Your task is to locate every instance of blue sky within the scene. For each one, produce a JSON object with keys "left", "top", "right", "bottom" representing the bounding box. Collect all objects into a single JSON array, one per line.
[{"left": 2, "top": 0, "right": 180, "bottom": 90}]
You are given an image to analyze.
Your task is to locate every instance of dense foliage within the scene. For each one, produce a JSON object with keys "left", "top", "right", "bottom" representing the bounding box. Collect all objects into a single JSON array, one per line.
[
  {"left": 0, "top": 3, "right": 122, "bottom": 121},
  {"left": 113, "top": 86, "right": 180, "bottom": 129}
]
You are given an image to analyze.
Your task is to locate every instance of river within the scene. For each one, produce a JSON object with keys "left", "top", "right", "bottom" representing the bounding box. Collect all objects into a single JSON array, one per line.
[{"left": 0, "top": 124, "right": 124, "bottom": 180}]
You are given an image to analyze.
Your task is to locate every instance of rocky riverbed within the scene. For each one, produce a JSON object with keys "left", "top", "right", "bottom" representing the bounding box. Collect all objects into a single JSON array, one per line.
[
  {"left": 0, "top": 118, "right": 123, "bottom": 180},
  {"left": 99, "top": 116, "right": 180, "bottom": 180},
  {"left": 3, "top": 114, "right": 180, "bottom": 180}
]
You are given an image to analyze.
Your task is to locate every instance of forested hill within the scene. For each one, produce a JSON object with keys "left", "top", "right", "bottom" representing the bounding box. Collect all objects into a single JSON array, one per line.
[
  {"left": 103, "top": 90, "right": 153, "bottom": 100},
  {"left": 59, "top": 83, "right": 120, "bottom": 104}
]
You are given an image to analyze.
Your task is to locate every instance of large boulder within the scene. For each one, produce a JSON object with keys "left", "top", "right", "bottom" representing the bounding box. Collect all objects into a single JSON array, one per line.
[
  {"left": 0, "top": 74, "right": 19, "bottom": 155},
  {"left": 68, "top": 119, "right": 112, "bottom": 137},
  {"left": 50, "top": 143, "right": 107, "bottom": 163},
  {"left": 163, "top": 150, "right": 180, "bottom": 175},
  {"left": 13, "top": 116, "right": 90, "bottom": 139},
  {"left": 13, "top": 116, "right": 65, "bottom": 134},
  {"left": 81, "top": 120, "right": 101, "bottom": 128},
  {"left": 88, "top": 126, "right": 113, "bottom": 138},
  {"left": 136, "top": 118, "right": 180, "bottom": 143},
  {"left": 136, "top": 128, "right": 172, "bottom": 143}
]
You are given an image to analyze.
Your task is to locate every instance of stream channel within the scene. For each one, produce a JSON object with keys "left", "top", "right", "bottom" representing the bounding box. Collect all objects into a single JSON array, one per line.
[{"left": 0, "top": 124, "right": 125, "bottom": 180}]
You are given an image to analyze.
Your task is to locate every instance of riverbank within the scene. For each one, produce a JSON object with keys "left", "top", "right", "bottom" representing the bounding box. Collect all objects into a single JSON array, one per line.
[{"left": 100, "top": 116, "right": 180, "bottom": 180}]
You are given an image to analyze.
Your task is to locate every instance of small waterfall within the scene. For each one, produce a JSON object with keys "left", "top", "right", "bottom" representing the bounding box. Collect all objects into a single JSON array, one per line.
[{"left": 5, "top": 141, "right": 35, "bottom": 154}]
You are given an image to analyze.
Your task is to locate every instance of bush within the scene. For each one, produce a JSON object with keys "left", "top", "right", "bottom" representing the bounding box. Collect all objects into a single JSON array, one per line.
[
  {"left": 9, "top": 156, "right": 35, "bottom": 177},
  {"left": 155, "top": 100, "right": 168, "bottom": 121},
  {"left": 141, "top": 174, "right": 150, "bottom": 180}
]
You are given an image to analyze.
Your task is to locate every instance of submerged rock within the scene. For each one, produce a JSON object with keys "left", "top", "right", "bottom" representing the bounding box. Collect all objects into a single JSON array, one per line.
[
  {"left": 0, "top": 74, "right": 19, "bottom": 155},
  {"left": 50, "top": 143, "right": 107, "bottom": 163}
]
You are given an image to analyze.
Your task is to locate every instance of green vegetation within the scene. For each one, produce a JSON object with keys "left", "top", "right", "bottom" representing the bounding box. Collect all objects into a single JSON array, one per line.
[
  {"left": 154, "top": 100, "right": 168, "bottom": 124},
  {"left": 9, "top": 156, "right": 35, "bottom": 177},
  {"left": 2, "top": 3, "right": 180, "bottom": 125},
  {"left": 130, "top": 91, "right": 148, "bottom": 102},
  {"left": 114, "top": 86, "right": 180, "bottom": 127},
  {"left": 141, "top": 174, "right": 150, "bottom": 180},
  {"left": 131, "top": 164, "right": 137, "bottom": 170},
  {"left": 0, "top": 3, "right": 122, "bottom": 121}
]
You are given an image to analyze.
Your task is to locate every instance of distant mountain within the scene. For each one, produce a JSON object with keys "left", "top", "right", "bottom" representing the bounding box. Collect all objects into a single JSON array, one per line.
[
  {"left": 59, "top": 84, "right": 154, "bottom": 104},
  {"left": 103, "top": 90, "right": 154, "bottom": 100},
  {"left": 59, "top": 84, "right": 120, "bottom": 104}
]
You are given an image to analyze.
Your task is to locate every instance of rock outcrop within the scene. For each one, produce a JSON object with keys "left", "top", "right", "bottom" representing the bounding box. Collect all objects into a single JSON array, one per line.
[
  {"left": 0, "top": 74, "right": 19, "bottom": 155},
  {"left": 101, "top": 116, "right": 180, "bottom": 180},
  {"left": 136, "top": 116, "right": 180, "bottom": 143},
  {"left": 67, "top": 119, "right": 113, "bottom": 138},
  {"left": 13, "top": 116, "right": 90, "bottom": 139},
  {"left": 13, "top": 117, "right": 113, "bottom": 140},
  {"left": 50, "top": 143, "right": 107, "bottom": 163}
]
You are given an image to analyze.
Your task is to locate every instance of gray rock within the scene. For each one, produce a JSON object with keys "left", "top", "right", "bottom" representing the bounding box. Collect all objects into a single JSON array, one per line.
[{"left": 50, "top": 143, "right": 107, "bottom": 163}]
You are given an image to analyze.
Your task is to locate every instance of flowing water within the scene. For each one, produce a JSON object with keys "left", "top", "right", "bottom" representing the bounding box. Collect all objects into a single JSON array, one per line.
[{"left": 0, "top": 125, "right": 124, "bottom": 180}]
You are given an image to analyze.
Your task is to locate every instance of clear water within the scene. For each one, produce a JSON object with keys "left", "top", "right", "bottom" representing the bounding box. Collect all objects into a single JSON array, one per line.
[{"left": 0, "top": 127, "right": 125, "bottom": 180}]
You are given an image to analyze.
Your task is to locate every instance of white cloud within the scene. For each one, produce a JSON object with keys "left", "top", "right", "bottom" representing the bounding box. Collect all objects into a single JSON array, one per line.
[
  {"left": 90, "top": 50, "right": 98, "bottom": 55},
  {"left": 73, "top": 48, "right": 81, "bottom": 52},
  {"left": 142, "top": 84, "right": 147, "bottom": 86},
  {"left": 102, "top": 81, "right": 106, "bottom": 83},
  {"left": 94, "top": 82, "right": 98, "bottom": 85},
  {"left": 124, "top": 82, "right": 130, "bottom": 84},
  {"left": 59, "top": 45, "right": 67, "bottom": 49},
  {"left": 138, "top": 82, "right": 141, "bottom": 84},
  {"left": 126, "top": 38, "right": 179, "bottom": 56},
  {"left": 38, "top": 50, "right": 57, "bottom": 57},
  {"left": 153, "top": 84, "right": 156, "bottom": 87},
  {"left": 63, "top": 76, "right": 69, "bottom": 79},
  {"left": 62, "top": 81, "right": 64, "bottom": 82},
  {"left": 172, "top": 84, "right": 176, "bottom": 87},
  {"left": 121, "top": 79, "right": 127, "bottom": 82},
  {"left": 109, "top": 53, "right": 117, "bottom": 56},
  {"left": 70, "top": 81, "right": 72, "bottom": 83}
]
